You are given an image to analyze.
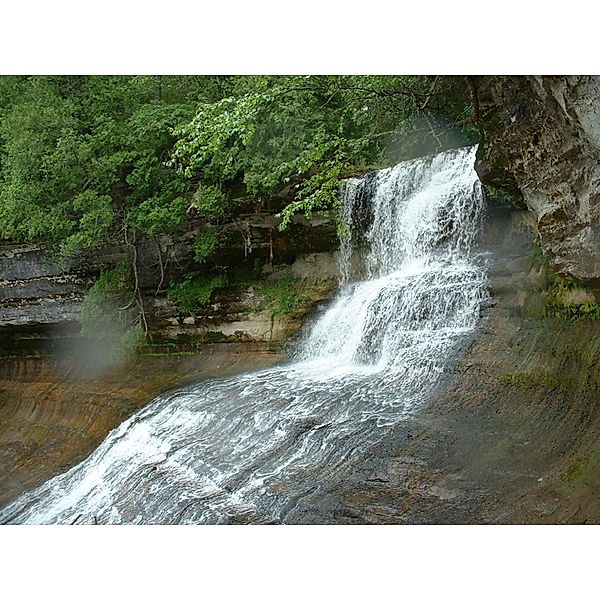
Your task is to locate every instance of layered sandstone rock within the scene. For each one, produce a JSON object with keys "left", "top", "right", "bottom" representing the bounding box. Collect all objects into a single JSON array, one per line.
[
  {"left": 0, "top": 211, "right": 339, "bottom": 356},
  {"left": 475, "top": 75, "right": 600, "bottom": 286}
]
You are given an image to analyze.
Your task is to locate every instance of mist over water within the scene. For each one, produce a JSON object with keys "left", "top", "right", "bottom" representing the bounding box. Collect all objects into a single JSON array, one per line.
[{"left": 0, "top": 145, "right": 487, "bottom": 524}]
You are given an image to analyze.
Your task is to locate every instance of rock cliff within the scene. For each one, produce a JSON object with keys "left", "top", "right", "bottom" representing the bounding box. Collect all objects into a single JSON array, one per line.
[
  {"left": 0, "top": 208, "right": 339, "bottom": 357},
  {"left": 474, "top": 75, "right": 600, "bottom": 286}
]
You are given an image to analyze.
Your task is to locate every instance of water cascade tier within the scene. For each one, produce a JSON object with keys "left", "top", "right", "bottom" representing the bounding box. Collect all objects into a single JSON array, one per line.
[{"left": 0, "top": 145, "right": 487, "bottom": 524}]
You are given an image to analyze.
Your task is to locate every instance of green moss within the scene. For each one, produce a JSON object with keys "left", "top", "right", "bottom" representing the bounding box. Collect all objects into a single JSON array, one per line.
[
  {"left": 527, "top": 246, "right": 600, "bottom": 322},
  {"left": 498, "top": 373, "right": 530, "bottom": 387},
  {"left": 0, "top": 352, "right": 47, "bottom": 359},
  {"left": 167, "top": 273, "right": 228, "bottom": 313},
  {"left": 142, "top": 338, "right": 204, "bottom": 356},
  {"left": 497, "top": 311, "right": 600, "bottom": 413},
  {"left": 499, "top": 371, "right": 570, "bottom": 390},
  {"left": 561, "top": 451, "right": 600, "bottom": 493},
  {"left": 253, "top": 276, "right": 306, "bottom": 316},
  {"left": 542, "top": 274, "right": 600, "bottom": 321}
]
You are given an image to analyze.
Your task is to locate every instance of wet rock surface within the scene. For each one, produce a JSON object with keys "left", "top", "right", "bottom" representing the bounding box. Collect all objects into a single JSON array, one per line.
[{"left": 0, "top": 344, "right": 282, "bottom": 508}]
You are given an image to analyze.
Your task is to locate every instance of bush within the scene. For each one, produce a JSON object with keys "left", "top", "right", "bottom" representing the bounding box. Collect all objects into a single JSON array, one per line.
[
  {"left": 79, "top": 261, "right": 134, "bottom": 335},
  {"left": 190, "top": 185, "right": 229, "bottom": 218},
  {"left": 194, "top": 230, "right": 219, "bottom": 264},
  {"left": 111, "top": 323, "right": 146, "bottom": 363},
  {"left": 167, "top": 273, "right": 228, "bottom": 313}
]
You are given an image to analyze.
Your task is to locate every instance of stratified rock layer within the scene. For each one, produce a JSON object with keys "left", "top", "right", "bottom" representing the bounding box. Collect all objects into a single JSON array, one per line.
[
  {"left": 475, "top": 75, "right": 600, "bottom": 286},
  {"left": 0, "top": 211, "right": 339, "bottom": 355},
  {"left": 0, "top": 345, "right": 282, "bottom": 508}
]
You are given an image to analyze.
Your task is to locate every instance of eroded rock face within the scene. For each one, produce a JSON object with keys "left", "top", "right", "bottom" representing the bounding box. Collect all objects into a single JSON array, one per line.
[
  {"left": 475, "top": 75, "right": 600, "bottom": 286},
  {"left": 0, "top": 213, "right": 339, "bottom": 355}
]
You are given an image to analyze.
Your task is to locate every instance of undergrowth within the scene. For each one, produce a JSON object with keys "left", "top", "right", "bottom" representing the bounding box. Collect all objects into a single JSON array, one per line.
[
  {"left": 194, "top": 230, "right": 219, "bottom": 264},
  {"left": 80, "top": 261, "right": 134, "bottom": 334},
  {"left": 79, "top": 261, "right": 145, "bottom": 363},
  {"left": 253, "top": 276, "right": 306, "bottom": 316},
  {"left": 167, "top": 273, "right": 228, "bottom": 313},
  {"left": 543, "top": 274, "right": 600, "bottom": 321},
  {"left": 531, "top": 247, "right": 600, "bottom": 322}
]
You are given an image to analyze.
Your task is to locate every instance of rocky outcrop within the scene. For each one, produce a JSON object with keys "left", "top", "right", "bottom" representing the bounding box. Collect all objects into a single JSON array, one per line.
[
  {"left": 0, "top": 211, "right": 340, "bottom": 356},
  {"left": 474, "top": 75, "right": 600, "bottom": 286}
]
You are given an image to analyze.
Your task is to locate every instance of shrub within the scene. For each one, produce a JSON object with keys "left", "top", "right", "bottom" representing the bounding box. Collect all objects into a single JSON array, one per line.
[
  {"left": 194, "top": 230, "right": 219, "bottom": 264},
  {"left": 167, "top": 273, "right": 228, "bottom": 313},
  {"left": 190, "top": 185, "right": 228, "bottom": 218},
  {"left": 80, "top": 261, "right": 134, "bottom": 335}
]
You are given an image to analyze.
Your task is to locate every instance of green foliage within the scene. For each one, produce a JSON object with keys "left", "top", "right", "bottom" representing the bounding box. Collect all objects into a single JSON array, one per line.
[
  {"left": 79, "top": 261, "right": 134, "bottom": 335},
  {"left": 278, "top": 156, "right": 346, "bottom": 230},
  {"left": 190, "top": 185, "right": 229, "bottom": 218},
  {"left": 484, "top": 185, "right": 526, "bottom": 210},
  {"left": 78, "top": 261, "right": 146, "bottom": 363},
  {"left": 61, "top": 190, "right": 114, "bottom": 256},
  {"left": 167, "top": 273, "right": 228, "bottom": 313},
  {"left": 0, "top": 76, "right": 230, "bottom": 251},
  {"left": 111, "top": 323, "right": 147, "bottom": 364},
  {"left": 254, "top": 276, "right": 306, "bottom": 315},
  {"left": 171, "top": 76, "right": 476, "bottom": 229},
  {"left": 171, "top": 91, "right": 270, "bottom": 181},
  {"left": 0, "top": 75, "right": 476, "bottom": 254},
  {"left": 194, "top": 230, "right": 219, "bottom": 264},
  {"left": 127, "top": 194, "right": 188, "bottom": 238},
  {"left": 559, "top": 302, "right": 600, "bottom": 321}
]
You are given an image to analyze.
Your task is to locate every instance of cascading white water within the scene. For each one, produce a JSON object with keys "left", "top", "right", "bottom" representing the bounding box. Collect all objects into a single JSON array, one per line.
[{"left": 0, "top": 145, "right": 487, "bottom": 524}]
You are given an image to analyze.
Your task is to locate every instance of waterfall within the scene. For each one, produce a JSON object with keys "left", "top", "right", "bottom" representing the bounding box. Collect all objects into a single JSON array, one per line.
[{"left": 0, "top": 145, "right": 487, "bottom": 524}]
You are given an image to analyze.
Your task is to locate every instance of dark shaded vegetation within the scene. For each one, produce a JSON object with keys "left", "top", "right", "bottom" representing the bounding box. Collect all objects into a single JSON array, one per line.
[
  {"left": 531, "top": 247, "right": 600, "bottom": 321},
  {"left": 167, "top": 273, "right": 228, "bottom": 314},
  {"left": 560, "top": 451, "right": 600, "bottom": 493}
]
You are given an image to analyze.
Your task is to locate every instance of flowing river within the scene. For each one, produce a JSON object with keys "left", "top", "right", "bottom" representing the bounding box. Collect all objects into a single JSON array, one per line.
[{"left": 0, "top": 145, "right": 488, "bottom": 524}]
